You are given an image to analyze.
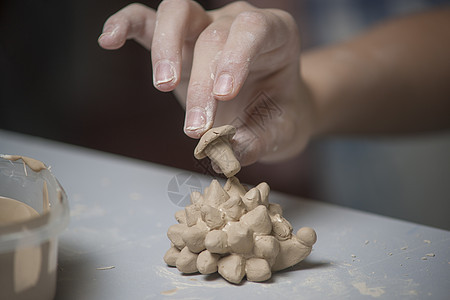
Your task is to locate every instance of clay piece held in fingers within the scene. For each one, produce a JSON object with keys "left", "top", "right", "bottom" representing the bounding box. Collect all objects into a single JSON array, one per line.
[
  {"left": 194, "top": 125, "right": 241, "bottom": 178},
  {"left": 164, "top": 125, "right": 317, "bottom": 284}
]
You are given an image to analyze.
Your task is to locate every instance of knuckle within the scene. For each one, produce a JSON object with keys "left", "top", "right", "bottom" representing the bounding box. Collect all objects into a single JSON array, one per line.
[
  {"left": 188, "top": 81, "right": 210, "bottom": 100},
  {"left": 221, "top": 51, "right": 249, "bottom": 71},
  {"left": 106, "top": 14, "right": 130, "bottom": 29},
  {"left": 125, "top": 2, "right": 147, "bottom": 11},
  {"left": 232, "top": 130, "right": 262, "bottom": 166},
  {"left": 275, "top": 9, "right": 298, "bottom": 33},
  {"left": 271, "top": 9, "right": 300, "bottom": 49},
  {"left": 235, "top": 10, "right": 269, "bottom": 28},
  {"left": 226, "top": 1, "right": 254, "bottom": 12},
  {"left": 158, "top": 0, "right": 190, "bottom": 12},
  {"left": 197, "top": 27, "right": 228, "bottom": 44}
]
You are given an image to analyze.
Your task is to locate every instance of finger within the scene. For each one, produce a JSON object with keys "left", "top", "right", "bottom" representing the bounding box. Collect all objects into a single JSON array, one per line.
[
  {"left": 152, "top": 0, "right": 211, "bottom": 91},
  {"left": 183, "top": 19, "right": 233, "bottom": 138},
  {"left": 98, "top": 3, "right": 156, "bottom": 50},
  {"left": 231, "top": 123, "right": 264, "bottom": 166},
  {"left": 213, "top": 10, "right": 298, "bottom": 100}
]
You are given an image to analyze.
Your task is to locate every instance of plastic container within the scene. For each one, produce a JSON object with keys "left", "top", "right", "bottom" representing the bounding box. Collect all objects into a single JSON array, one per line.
[{"left": 0, "top": 155, "right": 70, "bottom": 300}]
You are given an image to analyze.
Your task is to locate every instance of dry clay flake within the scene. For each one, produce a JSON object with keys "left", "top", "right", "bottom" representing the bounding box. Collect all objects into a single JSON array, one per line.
[{"left": 164, "top": 126, "right": 317, "bottom": 284}]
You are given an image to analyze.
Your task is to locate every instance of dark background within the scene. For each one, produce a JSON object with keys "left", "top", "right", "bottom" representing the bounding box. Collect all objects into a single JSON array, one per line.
[{"left": 1, "top": 0, "right": 450, "bottom": 229}]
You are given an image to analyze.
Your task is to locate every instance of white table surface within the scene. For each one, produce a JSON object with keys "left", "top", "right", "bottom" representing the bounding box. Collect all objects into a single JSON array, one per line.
[{"left": 1, "top": 129, "right": 449, "bottom": 300}]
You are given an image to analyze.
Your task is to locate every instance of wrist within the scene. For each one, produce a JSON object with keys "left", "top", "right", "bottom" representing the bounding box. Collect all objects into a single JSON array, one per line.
[{"left": 301, "top": 44, "right": 370, "bottom": 137}]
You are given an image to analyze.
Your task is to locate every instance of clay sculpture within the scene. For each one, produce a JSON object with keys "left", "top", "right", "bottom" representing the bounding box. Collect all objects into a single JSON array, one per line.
[{"left": 164, "top": 126, "right": 317, "bottom": 284}]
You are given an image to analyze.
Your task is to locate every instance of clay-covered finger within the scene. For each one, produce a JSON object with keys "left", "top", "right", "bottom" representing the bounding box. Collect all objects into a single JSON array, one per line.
[
  {"left": 152, "top": 0, "right": 211, "bottom": 91},
  {"left": 183, "top": 19, "right": 233, "bottom": 138},
  {"left": 213, "top": 9, "right": 299, "bottom": 100},
  {"left": 98, "top": 3, "right": 156, "bottom": 50}
]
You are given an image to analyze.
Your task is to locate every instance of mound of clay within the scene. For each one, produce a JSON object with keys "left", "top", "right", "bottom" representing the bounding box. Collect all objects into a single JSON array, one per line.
[{"left": 164, "top": 126, "right": 316, "bottom": 284}]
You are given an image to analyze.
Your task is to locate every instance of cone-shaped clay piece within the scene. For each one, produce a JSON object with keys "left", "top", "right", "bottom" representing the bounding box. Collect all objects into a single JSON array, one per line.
[
  {"left": 164, "top": 246, "right": 180, "bottom": 267},
  {"left": 226, "top": 222, "right": 253, "bottom": 254},
  {"left": 240, "top": 205, "right": 272, "bottom": 235},
  {"left": 191, "top": 191, "right": 203, "bottom": 204},
  {"left": 175, "top": 210, "right": 186, "bottom": 224},
  {"left": 167, "top": 224, "right": 188, "bottom": 250},
  {"left": 219, "top": 196, "right": 246, "bottom": 222},
  {"left": 194, "top": 125, "right": 241, "bottom": 177},
  {"left": 185, "top": 204, "right": 202, "bottom": 227},
  {"left": 182, "top": 223, "right": 208, "bottom": 253},
  {"left": 190, "top": 191, "right": 204, "bottom": 205},
  {"left": 224, "top": 177, "right": 247, "bottom": 198},
  {"left": 242, "top": 188, "right": 262, "bottom": 211},
  {"left": 253, "top": 235, "right": 280, "bottom": 267},
  {"left": 197, "top": 250, "right": 220, "bottom": 274},
  {"left": 204, "top": 179, "right": 230, "bottom": 207},
  {"left": 201, "top": 204, "right": 225, "bottom": 229},
  {"left": 245, "top": 258, "right": 271, "bottom": 282},
  {"left": 176, "top": 247, "right": 199, "bottom": 274},
  {"left": 255, "top": 182, "right": 270, "bottom": 207},
  {"left": 205, "top": 230, "right": 229, "bottom": 254},
  {"left": 218, "top": 254, "right": 246, "bottom": 284}
]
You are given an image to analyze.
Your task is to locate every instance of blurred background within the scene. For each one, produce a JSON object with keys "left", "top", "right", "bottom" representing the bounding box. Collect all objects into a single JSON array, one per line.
[{"left": 1, "top": 0, "right": 449, "bottom": 229}]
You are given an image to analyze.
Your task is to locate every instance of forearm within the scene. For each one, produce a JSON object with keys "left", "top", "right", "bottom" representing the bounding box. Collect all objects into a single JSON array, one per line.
[{"left": 302, "top": 7, "right": 450, "bottom": 137}]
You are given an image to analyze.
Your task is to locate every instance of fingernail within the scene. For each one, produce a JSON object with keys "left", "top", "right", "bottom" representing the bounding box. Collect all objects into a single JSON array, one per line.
[
  {"left": 213, "top": 73, "right": 233, "bottom": 96},
  {"left": 154, "top": 60, "right": 176, "bottom": 86},
  {"left": 185, "top": 107, "right": 207, "bottom": 132},
  {"left": 98, "top": 31, "right": 112, "bottom": 43},
  {"left": 98, "top": 32, "right": 108, "bottom": 41},
  {"left": 99, "top": 26, "right": 118, "bottom": 40}
]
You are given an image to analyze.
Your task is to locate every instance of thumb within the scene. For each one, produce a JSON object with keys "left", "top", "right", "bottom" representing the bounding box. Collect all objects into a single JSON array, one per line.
[{"left": 230, "top": 125, "right": 264, "bottom": 167}]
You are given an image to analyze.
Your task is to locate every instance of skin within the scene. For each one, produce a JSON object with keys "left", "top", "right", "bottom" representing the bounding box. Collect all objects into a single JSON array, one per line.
[{"left": 98, "top": 1, "right": 450, "bottom": 166}]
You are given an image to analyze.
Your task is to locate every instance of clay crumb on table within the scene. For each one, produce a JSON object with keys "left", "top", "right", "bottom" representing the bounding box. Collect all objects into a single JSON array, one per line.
[{"left": 96, "top": 266, "right": 115, "bottom": 270}]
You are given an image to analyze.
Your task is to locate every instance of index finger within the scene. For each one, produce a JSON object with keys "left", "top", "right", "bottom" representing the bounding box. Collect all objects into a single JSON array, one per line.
[
  {"left": 98, "top": 3, "right": 156, "bottom": 50},
  {"left": 152, "top": 0, "right": 211, "bottom": 91}
]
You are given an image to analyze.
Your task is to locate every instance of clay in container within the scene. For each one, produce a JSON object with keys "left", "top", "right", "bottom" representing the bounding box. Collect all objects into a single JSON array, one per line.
[
  {"left": 0, "top": 197, "right": 40, "bottom": 225},
  {"left": 0, "top": 154, "right": 67, "bottom": 300}
]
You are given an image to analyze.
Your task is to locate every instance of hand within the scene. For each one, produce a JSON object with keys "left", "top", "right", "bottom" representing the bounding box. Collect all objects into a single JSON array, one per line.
[{"left": 98, "top": 1, "right": 316, "bottom": 166}]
